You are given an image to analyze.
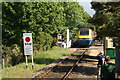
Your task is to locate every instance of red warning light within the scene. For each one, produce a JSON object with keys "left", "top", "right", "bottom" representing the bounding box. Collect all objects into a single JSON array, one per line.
[{"left": 25, "top": 37, "right": 30, "bottom": 42}]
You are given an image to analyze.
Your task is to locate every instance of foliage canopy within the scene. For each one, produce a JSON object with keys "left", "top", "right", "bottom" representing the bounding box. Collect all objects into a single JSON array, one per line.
[
  {"left": 2, "top": 2, "right": 95, "bottom": 66},
  {"left": 90, "top": 2, "right": 120, "bottom": 39}
]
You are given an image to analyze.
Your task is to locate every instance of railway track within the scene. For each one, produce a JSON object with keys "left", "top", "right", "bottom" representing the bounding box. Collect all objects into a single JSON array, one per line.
[
  {"left": 61, "top": 48, "right": 89, "bottom": 80},
  {"left": 32, "top": 47, "right": 90, "bottom": 80}
]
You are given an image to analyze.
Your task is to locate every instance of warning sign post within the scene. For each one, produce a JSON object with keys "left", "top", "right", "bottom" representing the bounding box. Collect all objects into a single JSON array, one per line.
[
  {"left": 23, "top": 33, "right": 33, "bottom": 55},
  {"left": 23, "top": 33, "right": 34, "bottom": 69}
]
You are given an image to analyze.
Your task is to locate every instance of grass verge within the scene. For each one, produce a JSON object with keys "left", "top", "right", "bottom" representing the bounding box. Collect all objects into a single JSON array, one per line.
[{"left": 2, "top": 46, "right": 70, "bottom": 78}]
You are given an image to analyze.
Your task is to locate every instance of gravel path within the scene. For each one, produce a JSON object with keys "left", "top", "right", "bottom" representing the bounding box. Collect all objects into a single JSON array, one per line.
[
  {"left": 44, "top": 54, "right": 80, "bottom": 78},
  {"left": 67, "top": 55, "right": 98, "bottom": 79}
]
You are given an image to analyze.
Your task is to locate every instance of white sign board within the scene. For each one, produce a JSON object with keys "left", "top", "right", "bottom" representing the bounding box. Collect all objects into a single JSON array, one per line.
[
  {"left": 23, "top": 33, "right": 33, "bottom": 55},
  {"left": 57, "top": 34, "right": 62, "bottom": 40}
]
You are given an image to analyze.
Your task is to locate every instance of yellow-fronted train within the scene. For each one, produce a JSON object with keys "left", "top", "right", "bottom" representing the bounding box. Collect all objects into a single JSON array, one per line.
[{"left": 74, "top": 27, "right": 96, "bottom": 47}]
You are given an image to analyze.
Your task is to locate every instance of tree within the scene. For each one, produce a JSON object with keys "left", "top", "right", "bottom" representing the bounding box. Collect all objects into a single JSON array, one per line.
[
  {"left": 90, "top": 2, "right": 120, "bottom": 39},
  {"left": 62, "top": 2, "right": 95, "bottom": 39}
]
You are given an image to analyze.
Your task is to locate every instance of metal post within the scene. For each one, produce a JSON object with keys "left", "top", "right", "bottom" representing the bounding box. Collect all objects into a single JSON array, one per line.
[{"left": 67, "top": 29, "right": 69, "bottom": 48}]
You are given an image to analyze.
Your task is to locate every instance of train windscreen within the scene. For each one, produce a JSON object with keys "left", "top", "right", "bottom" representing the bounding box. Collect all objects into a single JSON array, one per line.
[{"left": 80, "top": 31, "right": 89, "bottom": 35}]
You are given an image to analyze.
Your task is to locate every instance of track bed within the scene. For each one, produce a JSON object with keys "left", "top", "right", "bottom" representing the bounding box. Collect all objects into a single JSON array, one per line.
[{"left": 32, "top": 40, "right": 103, "bottom": 80}]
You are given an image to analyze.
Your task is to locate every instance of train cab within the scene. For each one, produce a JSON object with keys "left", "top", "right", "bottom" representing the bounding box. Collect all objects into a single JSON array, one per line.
[{"left": 75, "top": 28, "right": 96, "bottom": 47}]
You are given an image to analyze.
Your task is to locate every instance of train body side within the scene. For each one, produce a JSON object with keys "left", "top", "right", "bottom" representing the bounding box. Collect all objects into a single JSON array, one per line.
[{"left": 75, "top": 28, "right": 96, "bottom": 46}]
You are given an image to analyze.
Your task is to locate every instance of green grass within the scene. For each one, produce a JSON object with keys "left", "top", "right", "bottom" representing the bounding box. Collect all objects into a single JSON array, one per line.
[
  {"left": 71, "top": 52, "right": 81, "bottom": 55},
  {"left": 32, "top": 47, "right": 70, "bottom": 65},
  {"left": 2, "top": 46, "right": 70, "bottom": 78}
]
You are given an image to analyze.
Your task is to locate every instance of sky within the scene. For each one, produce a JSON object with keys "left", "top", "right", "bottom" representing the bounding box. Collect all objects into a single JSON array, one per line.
[{"left": 77, "top": 0, "right": 96, "bottom": 17}]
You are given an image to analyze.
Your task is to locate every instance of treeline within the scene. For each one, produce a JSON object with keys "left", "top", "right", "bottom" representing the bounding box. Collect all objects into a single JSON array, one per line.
[
  {"left": 2, "top": 2, "right": 94, "bottom": 66},
  {"left": 90, "top": 2, "right": 120, "bottom": 44}
]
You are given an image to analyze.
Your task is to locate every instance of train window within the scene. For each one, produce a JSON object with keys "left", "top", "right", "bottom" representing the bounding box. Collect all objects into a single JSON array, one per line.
[{"left": 80, "top": 31, "right": 89, "bottom": 35}]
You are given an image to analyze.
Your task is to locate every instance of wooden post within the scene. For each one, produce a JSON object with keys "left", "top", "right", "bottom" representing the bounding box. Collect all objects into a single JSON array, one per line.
[
  {"left": 25, "top": 56, "right": 28, "bottom": 69},
  {"left": 103, "top": 37, "right": 106, "bottom": 55},
  {"left": 115, "top": 73, "right": 118, "bottom": 79},
  {"left": 31, "top": 55, "right": 34, "bottom": 69},
  {"left": 2, "top": 59, "right": 5, "bottom": 69}
]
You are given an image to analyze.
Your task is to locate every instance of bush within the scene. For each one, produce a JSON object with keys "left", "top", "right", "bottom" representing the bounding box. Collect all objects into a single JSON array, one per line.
[
  {"left": 2, "top": 44, "right": 23, "bottom": 67},
  {"left": 33, "top": 32, "right": 53, "bottom": 52},
  {"left": 2, "top": 32, "right": 53, "bottom": 67}
]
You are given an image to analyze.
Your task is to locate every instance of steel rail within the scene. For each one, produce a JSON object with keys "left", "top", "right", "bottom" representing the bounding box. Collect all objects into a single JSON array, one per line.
[
  {"left": 61, "top": 40, "right": 98, "bottom": 79},
  {"left": 61, "top": 48, "right": 89, "bottom": 80},
  {"left": 33, "top": 53, "right": 74, "bottom": 79},
  {"left": 32, "top": 48, "right": 90, "bottom": 79}
]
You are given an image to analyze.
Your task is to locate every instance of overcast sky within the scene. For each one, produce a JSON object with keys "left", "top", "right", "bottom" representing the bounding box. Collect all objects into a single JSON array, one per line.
[{"left": 77, "top": 0, "right": 95, "bottom": 17}]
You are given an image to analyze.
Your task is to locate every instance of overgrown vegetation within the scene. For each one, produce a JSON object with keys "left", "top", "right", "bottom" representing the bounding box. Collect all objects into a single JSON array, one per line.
[{"left": 2, "top": 47, "right": 70, "bottom": 78}]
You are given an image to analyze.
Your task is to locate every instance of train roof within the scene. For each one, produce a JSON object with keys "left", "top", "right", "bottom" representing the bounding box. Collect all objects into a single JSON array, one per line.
[{"left": 78, "top": 27, "right": 92, "bottom": 31}]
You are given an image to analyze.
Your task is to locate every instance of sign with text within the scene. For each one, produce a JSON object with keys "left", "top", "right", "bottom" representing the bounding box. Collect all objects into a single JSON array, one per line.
[{"left": 23, "top": 33, "right": 33, "bottom": 55}]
